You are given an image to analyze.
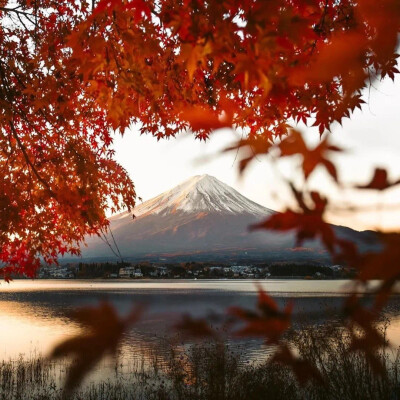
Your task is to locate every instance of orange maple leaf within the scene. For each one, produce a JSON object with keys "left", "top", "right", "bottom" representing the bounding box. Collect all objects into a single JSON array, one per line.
[
  {"left": 279, "top": 130, "right": 342, "bottom": 181},
  {"left": 181, "top": 106, "right": 232, "bottom": 135},
  {"left": 251, "top": 189, "right": 336, "bottom": 252},
  {"left": 229, "top": 287, "right": 292, "bottom": 344},
  {"left": 357, "top": 168, "right": 400, "bottom": 191},
  {"left": 50, "top": 302, "right": 143, "bottom": 393}
]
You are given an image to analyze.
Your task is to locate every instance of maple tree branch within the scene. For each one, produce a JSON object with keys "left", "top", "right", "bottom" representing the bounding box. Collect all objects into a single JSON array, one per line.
[
  {"left": 0, "top": 59, "right": 60, "bottom": 148},
  {"left": 19, "top": 12, "right": 38, "bottom": 31},
  {"left": 309, "top": 0, "right": 329, "bottom": 55},
  {"left": 9, "top": 121, "right": 57, "bottom": 198},
  {"left": 0, "top": 7, "right": 38, "bottom": 19},
  {"left": 16, "top": 11, "right": 31, "bottom": 33},
  {"left": 148, "top": 4, "right": 160, "bottom": 18},
  {"left": 0, "top": 5, "right": 47, "bottom": 29},
  {"left": 0, "top": 60, "right": 57, "bottom": 164}
]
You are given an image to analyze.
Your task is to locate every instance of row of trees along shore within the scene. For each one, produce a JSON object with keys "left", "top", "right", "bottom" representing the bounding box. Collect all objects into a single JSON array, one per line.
[{"left": 37, "top": 261, "right": 353, "bottom": 279}]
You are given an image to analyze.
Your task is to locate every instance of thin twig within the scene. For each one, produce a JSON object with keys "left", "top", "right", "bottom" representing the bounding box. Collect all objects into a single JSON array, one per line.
[
  {"left": 109, "top": 226, "right": 124, "bottom": 261},
  {"left": 9, "top": 121, "right": 56, "bottom": 197}
]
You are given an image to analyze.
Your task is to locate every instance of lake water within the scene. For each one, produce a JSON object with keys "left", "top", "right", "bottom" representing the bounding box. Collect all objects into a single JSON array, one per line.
[{"left": 1, "top": 279, "right": 400, "bottom": 381}]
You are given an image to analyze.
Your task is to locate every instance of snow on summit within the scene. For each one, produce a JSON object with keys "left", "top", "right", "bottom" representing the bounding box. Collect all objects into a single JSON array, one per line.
[{"left": 113, "top": 174, "right": 273, "bottom": 219}]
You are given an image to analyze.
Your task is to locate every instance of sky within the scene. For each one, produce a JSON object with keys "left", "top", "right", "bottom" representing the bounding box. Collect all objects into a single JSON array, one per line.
[{"left": 113, "top": 78, "right": 400, "bottom": 232}]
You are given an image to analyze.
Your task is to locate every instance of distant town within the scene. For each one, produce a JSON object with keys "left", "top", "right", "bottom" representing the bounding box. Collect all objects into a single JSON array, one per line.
[{"left": 34, "top": 261, "right": 355, "bottom": 280}]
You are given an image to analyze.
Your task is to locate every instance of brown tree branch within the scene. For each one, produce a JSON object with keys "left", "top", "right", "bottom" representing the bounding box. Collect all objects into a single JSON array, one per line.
[{"left": 9, "top": 121, "right": 57, "bottom": 198}]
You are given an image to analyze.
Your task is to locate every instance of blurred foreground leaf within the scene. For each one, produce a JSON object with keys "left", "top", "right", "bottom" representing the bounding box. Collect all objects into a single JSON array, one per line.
[{"left": 50, "top": 302, "right": 143, "bottom": 393}]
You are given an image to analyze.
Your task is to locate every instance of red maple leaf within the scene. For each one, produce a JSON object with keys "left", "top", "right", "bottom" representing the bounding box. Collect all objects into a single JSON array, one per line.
[
  {"left": 279, "top": 130, "right": 342, "bottom": 181},
  {"left": 229, "top": 287, "right": 292, "bottom": 344},
  {"left": 357, "top": 168, "right": 400, "bottom": 190}
]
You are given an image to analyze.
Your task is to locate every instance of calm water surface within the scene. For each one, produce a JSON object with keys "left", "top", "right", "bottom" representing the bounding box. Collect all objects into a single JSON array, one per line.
[{"left": 1, "top": 279, "right": 400, "bottom": 381}]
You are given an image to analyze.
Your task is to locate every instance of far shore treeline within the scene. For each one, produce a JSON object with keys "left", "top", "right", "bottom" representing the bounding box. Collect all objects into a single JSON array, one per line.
[{"left": 30, "top": 261, "right": 356, "bottom": 280}]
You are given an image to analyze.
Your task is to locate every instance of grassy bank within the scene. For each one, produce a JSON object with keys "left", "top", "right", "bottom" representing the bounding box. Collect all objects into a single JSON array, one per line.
[{"left": 0, "top": 327, "right": 399, "bottom": 400}]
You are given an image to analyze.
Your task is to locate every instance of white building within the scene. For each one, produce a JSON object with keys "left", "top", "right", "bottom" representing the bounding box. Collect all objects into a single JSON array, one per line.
[
  {"left": 119, "top": 267, "right": 136, "bottom": 278},
  {"left": 157, "top": 266, "right": 168, "bottom": 276},
  {"left": 330, "top": 265, "right": 343, "bottom": 272}
]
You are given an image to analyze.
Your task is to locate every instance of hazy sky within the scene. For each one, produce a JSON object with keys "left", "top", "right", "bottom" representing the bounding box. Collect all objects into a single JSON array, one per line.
[{"left": 113, "top": 78, "right": 400, "bottom": 232}]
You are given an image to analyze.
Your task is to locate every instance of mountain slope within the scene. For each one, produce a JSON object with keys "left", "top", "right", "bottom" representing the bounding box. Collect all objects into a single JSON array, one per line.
[
  {"left": 115, "top": 174, "right": 272, "bottom": 218},
  {"left": 80, "top": 175, "right": 373, "bottom": 262}
]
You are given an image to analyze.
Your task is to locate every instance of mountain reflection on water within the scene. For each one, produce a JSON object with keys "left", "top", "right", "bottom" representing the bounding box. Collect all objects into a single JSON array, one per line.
[{"left": 0, "top": 279, "right": 400, "bottom": 382}]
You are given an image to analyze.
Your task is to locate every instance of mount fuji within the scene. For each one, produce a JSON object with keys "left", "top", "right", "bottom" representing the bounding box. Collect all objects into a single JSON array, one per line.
[{"left": 80, "top": 175, "right": 374, "bottom": 262}]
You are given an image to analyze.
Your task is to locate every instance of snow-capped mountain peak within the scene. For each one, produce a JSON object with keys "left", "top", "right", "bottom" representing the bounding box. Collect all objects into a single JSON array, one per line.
[
  {"left": 113, "top": 174, "right": 273, "bottom": 220},
  {"left": 81, "top": 174, "right": 371, "bottom": 261}
]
